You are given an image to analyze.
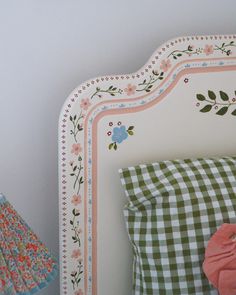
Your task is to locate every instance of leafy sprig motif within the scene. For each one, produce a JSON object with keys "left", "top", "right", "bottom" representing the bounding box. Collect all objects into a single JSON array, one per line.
[
  {"left": 70, "top": 156, "right": 84, "bottom": 195},
  {"left": 109, "top": 141, "right": 118, "bottom": 151},
  {"left": 107, "top": 121, "right": 134, "bottom": 150},
  {"left": 214, "top": 41, "right": 236, "bottom": 56},
  {"left": 70, "top": 208, "right": 81, "bottom": 247},
  {"left": 168, "top": 45, "right": 201, "bottom": 60},
  {"left": 91, "top": 85, "right": 123, "bottom": 99},
  {"left": 136, "top": 70, "right": 164, "bottom": 92},
  {"left": 71, "top": 260, "right": 83, "bottom": 290},
  {"left": 70, "top": 112, "right": 84, "bottom": 142},
  {"left": 196, "top": 90, "right": 236, "bottom": 116}
]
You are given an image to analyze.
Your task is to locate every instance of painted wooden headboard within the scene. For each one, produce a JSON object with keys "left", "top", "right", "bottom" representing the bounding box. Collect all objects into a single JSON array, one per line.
[{"left": 59, "top": 34, "right": 236, "bottom": 295}]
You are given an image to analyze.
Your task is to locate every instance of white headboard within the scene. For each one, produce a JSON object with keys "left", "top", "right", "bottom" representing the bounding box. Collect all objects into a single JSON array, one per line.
[{"left": 59, "top": 34, "right": 236, "bottom": 295}]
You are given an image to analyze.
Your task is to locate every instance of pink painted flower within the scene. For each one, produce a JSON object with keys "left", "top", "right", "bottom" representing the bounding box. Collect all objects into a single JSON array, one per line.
[
  {"left": 160, "top": 59, "right": 171, "bottom": 72},
  {"left": 71, "top": 194, "right": 82, "bottom": 206},
  {"left": 71, "top": 249, "right": 81, "bottom": 259},
  {"left": 71, "top": 143, "right": 82, "bottom": 155},
  {"left": 204, "top": 44, "right": 214, "bottom": 55},
  {"left": 75, "top": 289, "right": 84, "bottom": 295},
  {"left": 80, "top": 98, "right": 91, "bottom": 111},
  {"left": 124, "top": 84, "right": 136, "bottom": 96}
]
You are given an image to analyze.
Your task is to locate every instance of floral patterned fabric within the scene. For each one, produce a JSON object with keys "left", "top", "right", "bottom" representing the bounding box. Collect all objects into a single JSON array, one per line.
[{"left": 0, "top": 194, "right": 58, "bottom": 295}]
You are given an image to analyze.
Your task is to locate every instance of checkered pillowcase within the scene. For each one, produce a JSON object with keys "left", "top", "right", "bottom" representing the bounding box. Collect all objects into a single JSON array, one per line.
[{"left": 119, "top": 157, "right": 236, "bottom": 295}]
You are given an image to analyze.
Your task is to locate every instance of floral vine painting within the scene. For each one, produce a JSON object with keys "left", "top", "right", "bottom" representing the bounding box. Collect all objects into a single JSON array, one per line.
[
  {"left": 168, "top": 41, "right": 235, "bottom": 60},
  {"left": 69, "top": 110, "right": 86, "bottom": 294},
  {"left": 87, "top": 41, "right": 236, "bottom": 101}
]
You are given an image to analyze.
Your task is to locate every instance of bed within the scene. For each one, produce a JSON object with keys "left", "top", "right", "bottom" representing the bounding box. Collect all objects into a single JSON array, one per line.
[{"left": 59, "top": 34, "right": 236, "bottom": 295}]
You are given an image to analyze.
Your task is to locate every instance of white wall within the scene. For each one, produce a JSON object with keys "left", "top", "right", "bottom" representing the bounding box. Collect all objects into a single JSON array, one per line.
[{"left": 0, "top": 1, "right": 235, "bottom": 294}]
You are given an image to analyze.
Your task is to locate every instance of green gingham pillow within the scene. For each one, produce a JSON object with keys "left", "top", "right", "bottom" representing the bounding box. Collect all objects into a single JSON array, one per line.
[{"left": 119, "top": 156, "right": 236, "bottom": 295}]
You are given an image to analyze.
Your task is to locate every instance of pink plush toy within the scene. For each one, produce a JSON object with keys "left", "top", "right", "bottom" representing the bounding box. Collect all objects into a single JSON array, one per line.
[{"left": 203, "top": 223, "right": 236, "bottom": 295}]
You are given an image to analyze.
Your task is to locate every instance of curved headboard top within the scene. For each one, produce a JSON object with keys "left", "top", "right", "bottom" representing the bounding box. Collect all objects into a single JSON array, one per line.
[{"left": 59, "top": 34, "right": 236, "bottom": 295}]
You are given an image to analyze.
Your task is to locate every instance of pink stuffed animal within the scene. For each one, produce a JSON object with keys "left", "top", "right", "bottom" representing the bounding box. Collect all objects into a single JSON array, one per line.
[{"left": 203, "top": 223, "right": 236, "bottom": 295}]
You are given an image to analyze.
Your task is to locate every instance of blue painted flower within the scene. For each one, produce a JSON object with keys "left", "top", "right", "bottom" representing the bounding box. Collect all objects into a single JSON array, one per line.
[{"left": 112, "top": 125, "right": 128, "bottom": 144}]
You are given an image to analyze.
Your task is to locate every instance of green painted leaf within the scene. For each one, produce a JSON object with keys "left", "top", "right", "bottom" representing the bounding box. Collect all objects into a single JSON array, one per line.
[
  {"left": 208, "top": 90, "right": 216, "bottom": 100},
  {"left": 128, "top": 126, "right": 134, "bottom": 130},
  {"left": 219, "top": 91, "right": 229, "bottom": 101},
  {"left": 77, "top": 124, "right": 83, "bottom": 130},
  {"left": 177, "top": 53, "right": 182, "bottom": 57},
  {"left": 71, "top": 271, "right": 77, "bottom": 277},
  {"left": 196, "top": 94, "right": 206, "bottom": 101},
  {"left": 70, "top": 220, "right": 73, "bottom": 225},
  {"left": 70, "top": 116, "right": 73, "bottom": 121},
  {"left": 232, "top": 109, "right": 236, "bottom": 116},
  {"left": 127, "top": 130, "right": 134, "bottom": 135},
  {"left": 114, "top": 143, "right": 117, "bottom": 150},
  {"left": 109, "top": 143, "right": 114, "bottom": 150},
  {"left": 72, "top": 209, "right": 80, "bottom": 216},
  {"left": 216, "top": 106, "right": 229, "bottom": 116},
  {"left": 108, "top": 85, "right": 113, "bottom": 90},
  {"left": 200, "top": 105, "right": 212, "bottom": 113}
]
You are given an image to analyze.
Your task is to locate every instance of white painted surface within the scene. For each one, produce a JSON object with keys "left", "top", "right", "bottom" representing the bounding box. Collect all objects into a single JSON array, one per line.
[
  {"left": 97, "top": 70, "right": 236, "bottom": 295},
  {"left": 0, "top": 1, "right": 236, "bottom": 294}
]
